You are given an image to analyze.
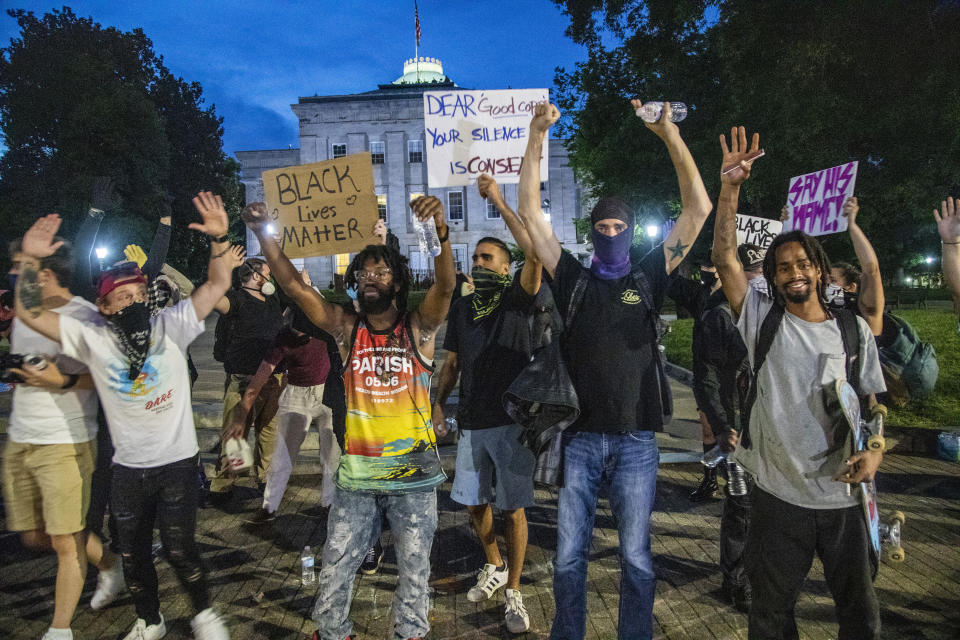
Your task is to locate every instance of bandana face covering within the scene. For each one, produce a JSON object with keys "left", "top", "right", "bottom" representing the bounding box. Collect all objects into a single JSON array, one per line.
[
  {"left": 590, "top": 226, "right": 633, "bottom": 280},
  {"left": 106, "top": 301, "right": 153, "bottom": 380},
  {"left": 471, "top": 266, "right": 512, "bottom": 321}
]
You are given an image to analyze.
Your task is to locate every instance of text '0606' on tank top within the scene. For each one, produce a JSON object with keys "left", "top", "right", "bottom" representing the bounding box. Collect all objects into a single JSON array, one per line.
[{"left": 337, "top": 314, "right": 445, "bottom": 494}]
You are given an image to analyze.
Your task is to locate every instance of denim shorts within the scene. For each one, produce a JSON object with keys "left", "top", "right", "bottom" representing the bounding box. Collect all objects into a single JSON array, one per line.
[{"left": 451, "top": 423, "right": 535, "bottom": 510}]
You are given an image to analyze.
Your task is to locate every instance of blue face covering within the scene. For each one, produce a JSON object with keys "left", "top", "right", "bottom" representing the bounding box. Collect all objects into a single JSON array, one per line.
[
  {"left": 590, "top": 225, "right": 633, "bottom": 279},
  {"left": 8, "top": 274, "right": 16, "bottom": 290}
]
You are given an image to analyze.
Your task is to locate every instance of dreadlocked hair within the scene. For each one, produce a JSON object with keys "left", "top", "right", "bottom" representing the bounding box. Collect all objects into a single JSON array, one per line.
[
  {"left": 345, "top": 244, "right": 412, "bottom": 311},
  {"left": 762, "top": 230, "right": 832, "bottom": 306}
]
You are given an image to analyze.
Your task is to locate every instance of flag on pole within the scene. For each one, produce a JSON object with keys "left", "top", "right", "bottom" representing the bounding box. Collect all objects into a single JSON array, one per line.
[{"left": 415, "top": 1, "right": 421, "bottom": 45}]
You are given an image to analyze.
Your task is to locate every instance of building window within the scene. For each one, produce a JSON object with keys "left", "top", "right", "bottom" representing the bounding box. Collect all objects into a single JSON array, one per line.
[
  {"left": 334, "top": 253, "right": 350, "bottom": 275},
  {"left": 370, "top": 141, "right": 385, "bottom": 164},
  {"left": 377, "top": 194, "right": 387, "bottom": 220},
  {"left": 332, "top": 143, "right": 347, "bottom": 159},
  {"left": 486, "top": 199, "right": 501, "bottom": 219},
  {"left": 540, "top": 181, "right": 546, "bottom": 191},
  {"left": 408, "top": 139, "right": 423, "bottom": 163},
  {"left": 448, "top": 191, "right": 464, "bottom": 221}
]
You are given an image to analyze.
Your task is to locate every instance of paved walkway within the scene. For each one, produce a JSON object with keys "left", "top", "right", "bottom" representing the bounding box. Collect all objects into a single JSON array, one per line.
[{"left": 2, "top": 327, "right": 959, "bottom": 639}]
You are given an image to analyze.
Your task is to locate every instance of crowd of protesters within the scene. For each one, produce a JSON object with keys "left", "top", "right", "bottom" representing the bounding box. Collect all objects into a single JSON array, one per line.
[{"left": 2, "top": 100, "right": 959, "bottom": 640}]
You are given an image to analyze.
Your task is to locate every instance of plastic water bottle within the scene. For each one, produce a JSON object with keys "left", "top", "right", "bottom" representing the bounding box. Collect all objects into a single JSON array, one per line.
[
  {"left": 445, "top": 417, "right": 458, "bottom": 434},
  {"left": 701, "top": 443, "right": 727, "bottom": 468},
  {"left": 412, "top": 214, "right": 442, "bottom": 257},
  {"left": 725, "top": 460, "right": 748, "bottom": 496},
  {"left": 301, "top": 546, "right": 315, "bottom": 585},
  {"left": 636, "top": 101, "right": 688, "bottom": 123}
]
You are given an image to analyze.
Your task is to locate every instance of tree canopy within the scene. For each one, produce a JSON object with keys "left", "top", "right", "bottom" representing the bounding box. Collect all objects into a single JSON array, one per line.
[
  {"left": 553, "top": 0, "right": 960, "bottom": 277},
  {"left": 0, "top": 7, "right": 242, "bottom": 279}
]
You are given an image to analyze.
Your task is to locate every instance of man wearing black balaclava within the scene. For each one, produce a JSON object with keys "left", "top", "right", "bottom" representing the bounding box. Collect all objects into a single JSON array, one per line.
[
  {"left": 431, "top": 172, "right": 542, "bottom": 633},
  {"left": 515, "top": 101, "right": 713, "bottom": 640}
]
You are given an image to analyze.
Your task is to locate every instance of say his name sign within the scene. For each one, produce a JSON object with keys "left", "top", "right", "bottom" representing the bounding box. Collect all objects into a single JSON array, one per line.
[
  {"left": 736, "top": 214, "right": 782, "bottom": 249},
  {"left": 423, "top": 88, "right": 549, "bottom": 188},
  {"left": 262, "top": 152, "right": 378, "bottom": 258},
  {"left": 783, "top": 161, "right": 858, "bottom": 236}
]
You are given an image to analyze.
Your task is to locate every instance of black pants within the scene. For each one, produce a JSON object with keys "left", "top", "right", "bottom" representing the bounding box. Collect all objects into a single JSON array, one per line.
[
  {"left": 112, "top": 454, "right": 210, "bottom": 624},
  {"left": 86, "top": 411, "right": 119, "bottom": 551},
  {"left": 719, "top": 470, "right": 753, "bottom": 588},
  {"left": 745, "top": 488, "right": 879, "bottom": 640}
]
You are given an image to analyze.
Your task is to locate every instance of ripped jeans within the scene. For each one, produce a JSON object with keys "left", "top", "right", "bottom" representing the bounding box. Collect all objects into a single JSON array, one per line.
[
  {"left": 312, "top": 487, "right": 437, "bottom": 640},
  {"left": 112, "top": 454, "right": 209, "bottom": 624}
]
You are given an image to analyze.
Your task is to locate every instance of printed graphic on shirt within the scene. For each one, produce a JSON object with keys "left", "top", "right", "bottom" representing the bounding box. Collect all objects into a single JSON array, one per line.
[
  {"left": 338, "top": 319, "right": 444, "bottom": 493},
  {"left": 621, "top": 289, "right": 641, "bottom": 305}
]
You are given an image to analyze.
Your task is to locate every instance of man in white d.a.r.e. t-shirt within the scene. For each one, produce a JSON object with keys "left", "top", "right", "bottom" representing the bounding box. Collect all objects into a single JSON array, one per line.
[
  {"left": 12, "top": 192, "right": 237, "bottom": 640},
  {"left": 3, "top": 239, "right": 123, "bottom": 640}
]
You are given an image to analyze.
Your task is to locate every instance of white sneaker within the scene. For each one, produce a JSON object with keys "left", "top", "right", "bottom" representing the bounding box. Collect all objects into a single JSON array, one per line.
[
  {"left": 191, "top": 607, "right": 230, "bottom": 640},
  {"left": 40, "top": 628, "right": 73, "bottom": 640},
  {"left": 122, "top": 615, "right": 166, "bottom": 640},
  {"left": 504, "top": 589, "right": 530, "bottom": 633},
  {"left": 467, "top": 562, "right": 508, "bottom": 602},
  {"left": 90, "top": 561, "right": 126, "bottom": 610}
]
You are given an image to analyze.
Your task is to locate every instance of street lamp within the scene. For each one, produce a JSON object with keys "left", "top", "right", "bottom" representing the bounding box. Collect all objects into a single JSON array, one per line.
[
  {"left": 95, "top": 247, "right": 109, "bottom": 272},
  {"left": 646, "top": 224, "right": 660, "bottom": 238},
  {"left": 925, "top": 256, "right": 934, "bottom": 265}
]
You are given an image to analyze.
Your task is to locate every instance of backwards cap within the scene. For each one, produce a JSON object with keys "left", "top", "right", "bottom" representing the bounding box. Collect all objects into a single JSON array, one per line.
[{"left": 97, "top": 263, "right": 147, "bottom": 300}]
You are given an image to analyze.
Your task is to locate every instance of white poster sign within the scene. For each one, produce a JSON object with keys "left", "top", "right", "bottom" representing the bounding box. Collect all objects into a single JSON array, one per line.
[{"left": 736, "top": 214, "right": 782, "bottom": 248}]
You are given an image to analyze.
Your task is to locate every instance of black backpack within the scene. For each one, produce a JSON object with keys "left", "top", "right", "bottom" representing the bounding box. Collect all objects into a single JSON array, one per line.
[
  {"left": 740, "top": 304, "right": 860, "bottom": 448},
  {"left": 213, "top": 291, "right": 246, "bottom": 363}
]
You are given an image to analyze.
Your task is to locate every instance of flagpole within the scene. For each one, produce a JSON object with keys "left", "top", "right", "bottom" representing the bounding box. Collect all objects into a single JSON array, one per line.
[{"left": 415, "top": 1, "right": 420, "bottom": 82}]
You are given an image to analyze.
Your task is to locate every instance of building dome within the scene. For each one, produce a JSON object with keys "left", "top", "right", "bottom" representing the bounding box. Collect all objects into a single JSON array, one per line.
[{"left": 393, "top": 57, "right": 449, "bottom": 84}]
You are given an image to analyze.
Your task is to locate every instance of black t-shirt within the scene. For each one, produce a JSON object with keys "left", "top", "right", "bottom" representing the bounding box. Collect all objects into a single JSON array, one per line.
[
  {"left": 443, "top": 279, "right": 536, "bottom": 430},
  {"left": 549, "top": 250, "right": 670, "bottom": 433},
  {"left": 222, "top": 288, "right": 286, "bottom": 375}
]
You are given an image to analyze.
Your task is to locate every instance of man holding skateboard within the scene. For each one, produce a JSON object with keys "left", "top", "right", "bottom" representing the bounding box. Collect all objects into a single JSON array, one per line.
[{"left": 712, "top": 127, "right": 886, "bottom": 639}]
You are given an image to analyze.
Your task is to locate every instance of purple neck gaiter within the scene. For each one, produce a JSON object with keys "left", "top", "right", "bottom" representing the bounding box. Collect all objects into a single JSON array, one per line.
[{"left": 590, "top": 226, "right": 633, "bottom": 279}]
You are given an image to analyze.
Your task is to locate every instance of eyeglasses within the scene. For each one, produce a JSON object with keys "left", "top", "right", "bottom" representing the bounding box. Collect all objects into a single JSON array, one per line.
[{"left": 356, "top": 268, "right": 392, "bottom": 282}]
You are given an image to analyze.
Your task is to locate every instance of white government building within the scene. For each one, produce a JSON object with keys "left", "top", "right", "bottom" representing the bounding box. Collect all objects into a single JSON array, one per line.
[{"left": 236, "top": 57, "right": 588, "bottom": 286}]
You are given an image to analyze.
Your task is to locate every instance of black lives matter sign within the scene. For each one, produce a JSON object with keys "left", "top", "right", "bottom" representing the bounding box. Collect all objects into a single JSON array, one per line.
[{"left": 262, "top": 152, "right": 378, "bottom": 258}]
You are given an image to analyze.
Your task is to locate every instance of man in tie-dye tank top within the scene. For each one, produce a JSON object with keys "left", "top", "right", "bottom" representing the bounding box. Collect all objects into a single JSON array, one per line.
[{"left": 241, "top": 195, "right": 454, "bottom": 640}]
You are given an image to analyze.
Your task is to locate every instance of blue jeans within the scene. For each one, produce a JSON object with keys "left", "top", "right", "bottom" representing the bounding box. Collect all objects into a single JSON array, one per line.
[
  {"left": 312, "top": 487, "right": 437, "bottom": 640},
  {"left": 550, "top": 431, "right": 659, "bottom": 640}
]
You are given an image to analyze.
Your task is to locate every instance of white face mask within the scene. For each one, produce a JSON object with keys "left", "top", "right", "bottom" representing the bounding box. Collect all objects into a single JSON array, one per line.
[
  {"left": 824, "top": 283, "right": 845, "bottom": 304},
  {"left": 260, "top": 281, "right": 276, "bottom": 296}
]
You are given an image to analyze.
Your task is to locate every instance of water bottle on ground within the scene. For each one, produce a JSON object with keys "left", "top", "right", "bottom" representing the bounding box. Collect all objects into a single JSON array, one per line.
[
  {"left": 701, "top": 443, "right": 727, "bottom": 468},
  {"left": 412, "top": 214, "right": 442, "bottom": 257},
  {"left": 301, "top": 545, "right": 315, "bottom": 585},
  {"left": 725, "top": 460, "right": 748, "bottom": 496},
  {"left": 636, "top": 101, "right": 688, "bottom": 123}
]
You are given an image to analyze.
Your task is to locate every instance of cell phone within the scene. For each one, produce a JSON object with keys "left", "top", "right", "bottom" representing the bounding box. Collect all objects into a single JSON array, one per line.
[{"left": 721, "top": 149, "right": 766, "bottom": 175}]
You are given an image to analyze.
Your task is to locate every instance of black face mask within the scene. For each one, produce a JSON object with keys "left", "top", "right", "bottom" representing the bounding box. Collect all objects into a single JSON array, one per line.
[
  {"left": 106, "top": 301, "right": 153, "bottom": 379},
  {"left": 700, "top": 271, "right": 718, "bottom": 289}
]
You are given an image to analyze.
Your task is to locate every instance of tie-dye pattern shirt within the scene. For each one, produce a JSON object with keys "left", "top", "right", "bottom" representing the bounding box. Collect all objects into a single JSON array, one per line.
[{"left": 337, "top": 314, "right": 445, "bottom": 493}]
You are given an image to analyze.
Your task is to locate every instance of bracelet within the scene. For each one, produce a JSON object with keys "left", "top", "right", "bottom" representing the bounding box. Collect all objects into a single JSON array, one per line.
[
  {"left": 942, "top": 240, "right": 960, "bottom": 245},
  {"left": 212, "top": 245, "right": 233, "bottom": 259},
  {"left": 60, "top": 374, "right": 79, "bottom": 390},
  {"left": 209, "top": 234, "right": 229, "bottom": 243},
  {"left": 437, "top": 228, "right": 450, "bottom": 243}
]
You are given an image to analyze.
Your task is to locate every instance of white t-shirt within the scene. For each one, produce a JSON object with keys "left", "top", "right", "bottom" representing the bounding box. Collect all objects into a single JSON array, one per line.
[
  {"left": 734, "top": 286, "right": 886, "bottom": 509},
  {"left": 9, "top": 297, "right": 101, "bottom": 444},
  {"left": 59, "top": 299, "right": 204, "bottom": 468}
]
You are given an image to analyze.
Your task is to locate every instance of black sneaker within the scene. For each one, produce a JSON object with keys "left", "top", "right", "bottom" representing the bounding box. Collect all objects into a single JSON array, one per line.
[
  {"left": 723, "top": 580, "right": 752, "bottom": 614},
  {"left": 689, "top": 468, "right": 719, "bottom": 502},
  {"left": 359, "top": 540, "right": 383, "bottom": 575},
  {"left": 244, "top": 507, "right": 276, "bottom": 525}
]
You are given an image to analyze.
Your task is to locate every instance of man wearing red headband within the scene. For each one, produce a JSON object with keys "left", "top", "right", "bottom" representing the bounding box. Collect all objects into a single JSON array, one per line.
[{"left": 12, "top": 192, "right": 236, "bottom": 640}]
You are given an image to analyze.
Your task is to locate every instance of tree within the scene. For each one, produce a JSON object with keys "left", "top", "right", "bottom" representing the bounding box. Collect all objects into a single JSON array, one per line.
[
  {"left": 553, "top": 0, "right": 960, "bottom": 275},
  {"left": 0, "top": 7, "right": 242, "bottom": 279}
]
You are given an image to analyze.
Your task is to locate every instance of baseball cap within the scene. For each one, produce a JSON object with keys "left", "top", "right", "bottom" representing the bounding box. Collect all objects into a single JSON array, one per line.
[{"left": 97, "top": 262, "right": 147, "bottom": 299}]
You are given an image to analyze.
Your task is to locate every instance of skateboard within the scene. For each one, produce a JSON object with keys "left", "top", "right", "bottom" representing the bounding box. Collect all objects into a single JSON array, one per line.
[{"left": 833, "top": 379, "right": 900, "bottom": 570}]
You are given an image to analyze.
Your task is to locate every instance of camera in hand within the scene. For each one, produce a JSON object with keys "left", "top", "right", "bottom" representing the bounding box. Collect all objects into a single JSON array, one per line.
[{"left": 0, "top": 353, "right": 48, "bottom": 383}]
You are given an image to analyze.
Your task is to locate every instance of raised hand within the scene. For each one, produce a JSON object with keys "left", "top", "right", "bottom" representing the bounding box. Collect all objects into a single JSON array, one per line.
[
  {"left": 842, "top": 196, "right": 859, "bottom": 226},
  {"left": 189, "top": 191, "right": 229, "bottom": 238},
  {"left": 90, "top": 176, "right": 119, "bottom": 212},
  {"left": 372, "top": 218, "right": 387, "bottom": 245},
  {"left": 477, "top": 173, "right": 503, "bottom": 205},
  {"left": 241, "top": 201, "right": 271, "bottom": 232},
  {"left": 227, "top": 245, "right": 246, "bottom": 269},
  {"left": 411, "top": 195, "right": 446, "bottom": 232},
  {"left": 22, "top": 214, "right": 64, "bottom": 258},
  {"left": 530, "top": 101, "right": 560, "bottom": 135},
  {"left": 124, "top": 244, "right": 148, "bottom": 268},
  {"left": 719, "top": 126, "right": 761, "bottom": 185},
  {"left": 632, "top": 99, "right": 679, "bottom": 141},
  {"left": 934, "top": 197, "right": 960, "bottom": 244},
  {"left": 780, "top": 205, "right": 790, "bottom": 223}
]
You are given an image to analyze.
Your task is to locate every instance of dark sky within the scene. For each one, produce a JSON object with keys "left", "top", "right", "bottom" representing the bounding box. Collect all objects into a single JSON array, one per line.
[{"left": 1, "top": 1, "right": 587, "bottom": 157}]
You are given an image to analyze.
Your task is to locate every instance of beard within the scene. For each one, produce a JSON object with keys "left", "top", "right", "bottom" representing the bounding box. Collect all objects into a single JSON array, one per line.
[
  {"left": 780, "top": 278, "right": 815, "bottom": 304},
  {"left": 358, "top": 284, "right": 396, "bottom": 315}
]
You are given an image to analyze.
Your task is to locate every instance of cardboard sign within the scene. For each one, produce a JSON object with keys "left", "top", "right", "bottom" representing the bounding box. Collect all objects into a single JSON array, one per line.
[
  {"left": 783, "top": 161, "right": 858, "bottom": 236},
  {"left": 423, "top": 88, "right": 550, "bottom": 187},
  {"left": 736, "top": 214, "right": 782, "bottom": 248},
  {"left": 262, "top": 153, "right": 378, "bottom": 258}
]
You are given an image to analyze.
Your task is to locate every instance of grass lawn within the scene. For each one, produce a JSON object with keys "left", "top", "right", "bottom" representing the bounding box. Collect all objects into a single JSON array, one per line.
[{"left": 662, "top": 309, "right": 958, "bottom": 429}]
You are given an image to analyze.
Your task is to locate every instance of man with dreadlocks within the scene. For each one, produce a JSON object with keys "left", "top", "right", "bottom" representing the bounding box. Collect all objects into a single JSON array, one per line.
[
  {"left": 241, "top": 196, "right": 454, "bottom": 640},
  {"left": 431, "top": 173, "right": 541, "bottom": 633},
  {"left": 12, "top": 192, "right": 236, "bottom": 640},
  {"left": 713, "top": 127, "right": 886, "bottom": 639}
]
